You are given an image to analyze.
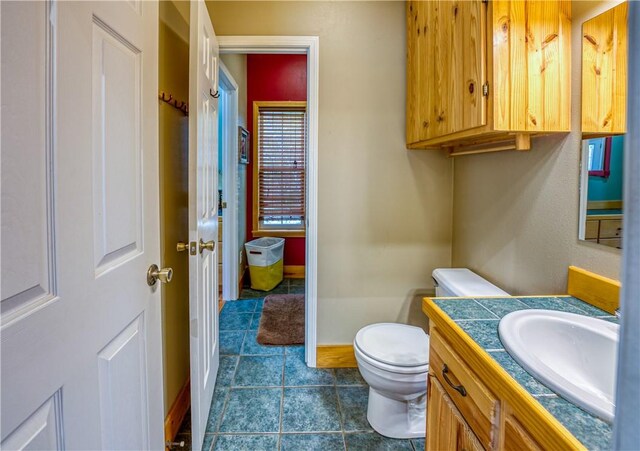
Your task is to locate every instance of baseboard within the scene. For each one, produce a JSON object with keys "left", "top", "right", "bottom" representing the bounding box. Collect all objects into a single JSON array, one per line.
[
  {"left": 316, "top": 345, "right": 357, "bottom": 368},
  {"left": 284, "top": 265, "right": 305, "bottom": 279},
  {"left": 567, "top": 266, "right": 620, "bottom": 314},
  {"left": 164, "top": 377, "right": 190, "bottom": 444}
]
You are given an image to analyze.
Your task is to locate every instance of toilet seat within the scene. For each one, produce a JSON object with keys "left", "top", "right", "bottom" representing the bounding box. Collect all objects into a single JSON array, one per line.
[{"left": 354, "top": 323, "right": 429, "bottom": 374}]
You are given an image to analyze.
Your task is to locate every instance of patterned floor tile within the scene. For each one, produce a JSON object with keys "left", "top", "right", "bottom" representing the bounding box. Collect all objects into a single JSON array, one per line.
[
  {"left": 222, "top": 299, "right": 257, "bottom": 314},
  {"left": 241, "top": 330, "right": 284, "bottom": 356},
  {"left": 249, "top": 312, "right": 262, "bottom": 330},
  {"left": 205, "top": 387, "right": 229, "bottom": 434},
  {"left": 233, "top": 355, "right": 284, "bottom": 387},
  {"left": 344, "top": 432, "right": 413, "bottom": 450},
  {"left": 218, "top": 388, "right": 282, "bottom": 433},
  {"left": 337, "top": 386, "right": 371, "bottom": 431},
  {"left": 216, "top": 356, "right": 238, "bottom": 387},
  {"left": 285, "top": 348, "right": 334, "bottom": 386},
  {"left": 289, "top": 285, "right": 305, "bottom": 294},
  {"left": 282, "top": 387, "right": 341, "bottom": 432},
  {"left": 335, "top": 368, "right": 366, "bottom": 386},
  {"left": 411, "top": 437, "right": 426, "bottom": 451},
  {"left": 219, "top": 331, "right": 246, "bottom": 355},
  {"left": 219, "top": 312, "right": 252, "bottom": 331},
  {"left": 213, "top": 434, "right": 279, "bottom": 451},
  {"left": 280, "top": 433, "right": 345, "bottom": 450},
  {"left": 202, "top": 433, "right": 215, "bottom": 451}
]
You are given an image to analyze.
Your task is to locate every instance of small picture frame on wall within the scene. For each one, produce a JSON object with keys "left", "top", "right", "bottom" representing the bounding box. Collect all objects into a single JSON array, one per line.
[{"left": 239, "top": 126, "right": 250, "bottom": 164}]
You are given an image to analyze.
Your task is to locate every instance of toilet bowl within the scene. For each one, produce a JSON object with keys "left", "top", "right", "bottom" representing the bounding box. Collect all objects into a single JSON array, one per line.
[
  {"left": 354, "top": 323, "right": 430, "bottom": 439},
  {"left": 354, "top": 268, "right": 509, "bottom": 439}
]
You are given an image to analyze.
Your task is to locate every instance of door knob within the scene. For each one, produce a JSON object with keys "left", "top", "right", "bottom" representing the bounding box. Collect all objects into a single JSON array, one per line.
[
  {"left": 199, "top": 239, "right": 215, "bottom": 254},
  {"left": 147, "top": 264, "right": 173, "bottom": 286}
]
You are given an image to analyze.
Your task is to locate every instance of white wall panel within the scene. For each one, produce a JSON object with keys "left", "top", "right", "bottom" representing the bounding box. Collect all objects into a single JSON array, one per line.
[
  {"left": 92, "top": 19, "right": 143, "bottom": 276},
  {"left": 0, "top": 1, "right": 56, "bottom": 327},
  {"left": 97, "top": 315, "right": 149, "bottom": 451},
  {"left": 1, "top": 391, "right": 64, "bottom": 451}
]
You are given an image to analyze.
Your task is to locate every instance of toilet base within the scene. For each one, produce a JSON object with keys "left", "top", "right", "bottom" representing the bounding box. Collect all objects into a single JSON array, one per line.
[{"left": 366, "top": 387, "right": 426, "bottom": 439}]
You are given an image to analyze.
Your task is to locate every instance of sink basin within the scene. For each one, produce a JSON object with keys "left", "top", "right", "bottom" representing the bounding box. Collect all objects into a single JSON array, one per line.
[{"left": 498, "top": 309, "right": 619, "bottom": 423}]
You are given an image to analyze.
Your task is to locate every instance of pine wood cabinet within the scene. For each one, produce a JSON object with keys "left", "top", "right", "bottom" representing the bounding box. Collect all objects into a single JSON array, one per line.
[
  {"left": 406, "top": 0, "right": 572, "bottom": 155},
  {"left": 581, "top": 2, "right": 628, "bottom": 135},
  {"left": 426, "top": 327, "right": 565, "bottom": 451},
  {"left": 426, "top": 376, "right": 484, "bottom": 451}
]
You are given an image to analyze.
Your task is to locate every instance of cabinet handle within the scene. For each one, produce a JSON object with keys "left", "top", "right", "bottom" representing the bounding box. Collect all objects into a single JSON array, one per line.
[{"left": 442, "top": 364, "right": 467, "bottom": 397}]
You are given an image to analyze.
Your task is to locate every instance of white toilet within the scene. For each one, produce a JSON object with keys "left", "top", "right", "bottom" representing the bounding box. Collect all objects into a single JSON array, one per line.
[{"left": 354, "top": 268, "right": 508, "bottom": 439}]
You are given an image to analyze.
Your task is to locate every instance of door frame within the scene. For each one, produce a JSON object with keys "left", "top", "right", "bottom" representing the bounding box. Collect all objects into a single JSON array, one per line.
[
  {"left": 218, "top": 61, "right": 240, "bottom": 302},
  {"left": 218, "top": 35, "right": 319, "bottom": 367}
]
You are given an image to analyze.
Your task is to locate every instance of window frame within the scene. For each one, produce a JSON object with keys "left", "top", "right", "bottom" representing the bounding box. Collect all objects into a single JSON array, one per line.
[{"left": 252, "top": 100, "right": 307, "bottom": 238}]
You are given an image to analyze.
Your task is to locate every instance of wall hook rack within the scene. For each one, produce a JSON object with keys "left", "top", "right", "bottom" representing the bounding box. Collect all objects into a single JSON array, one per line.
[{"left": 159, "top": 90, "right": 189, "bottom": 116}]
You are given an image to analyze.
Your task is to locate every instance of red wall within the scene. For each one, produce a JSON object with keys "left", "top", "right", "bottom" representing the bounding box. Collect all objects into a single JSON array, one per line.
[{"left": 247, "top": 54, "right": 307, "bottom": 266}]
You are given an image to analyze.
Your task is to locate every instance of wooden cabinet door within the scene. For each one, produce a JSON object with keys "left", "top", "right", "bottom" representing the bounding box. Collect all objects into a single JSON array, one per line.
[
  {"left": 407, "top": 0, "right": 487, "bottom": 145},
  {"left": 504, "top": 414, "right": 542, "bottom": 451},
  {"left": 427, "top": 376, "right": 484, "bottom": 451},
  {"left": 582, "top": 2, "right": 627, "bottom": 134}
]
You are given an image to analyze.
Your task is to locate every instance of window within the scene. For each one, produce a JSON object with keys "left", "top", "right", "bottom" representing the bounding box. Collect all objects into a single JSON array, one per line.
[{"left": 253, "top": 101, "right": 307, "bottom": 237}]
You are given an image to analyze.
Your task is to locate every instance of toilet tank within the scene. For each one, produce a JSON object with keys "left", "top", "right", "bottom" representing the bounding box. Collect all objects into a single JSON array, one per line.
[{"left": 432, "top": 268, "right": 509, "bottom": 297}]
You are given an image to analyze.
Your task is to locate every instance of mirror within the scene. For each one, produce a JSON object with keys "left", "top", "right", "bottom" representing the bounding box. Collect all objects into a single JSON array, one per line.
[
  {"left": 579, "top": 2, "right": 627, "bottom": 250},
  {"left": 579, "top": 135, "right": 624, "bottom": 249}
]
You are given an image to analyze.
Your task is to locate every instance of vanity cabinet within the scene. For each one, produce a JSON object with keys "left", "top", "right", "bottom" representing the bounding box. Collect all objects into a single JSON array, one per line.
[
  {"left": 425, "top": 328, "right": 562, "bottom": 451},
  {"left": 427, "top": 376, "right": 483, "bottom": 451},
  {"left": 503, "top": 410, "right": 542, "bottom": 451},
  {"left": 406, "top": 0, "right": 571, "bottom": 155},
  {"left": 581, "top": 2, "right": 628, "bottom": 135}
]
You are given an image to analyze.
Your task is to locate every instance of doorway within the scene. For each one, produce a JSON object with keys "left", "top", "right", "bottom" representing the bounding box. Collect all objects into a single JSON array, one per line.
[{"left": 218, "top": 36, "right": 320, "bottom": 368}]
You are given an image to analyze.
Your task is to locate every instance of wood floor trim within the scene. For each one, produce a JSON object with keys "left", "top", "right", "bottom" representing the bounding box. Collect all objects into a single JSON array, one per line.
[
  {"left": 316, "top": 344, "right": 357, "bottom": 368},
  {"left": 284, "top": 265, "right": 305, "bottom": 279},
  {"left": 164, "top": 377, "right": 190, "bottom": 445}
]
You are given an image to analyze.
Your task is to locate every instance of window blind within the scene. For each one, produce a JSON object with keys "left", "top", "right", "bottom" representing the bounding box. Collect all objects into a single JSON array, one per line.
[{"left": 257, "top": 106, "right": 307, "bottom": 227}]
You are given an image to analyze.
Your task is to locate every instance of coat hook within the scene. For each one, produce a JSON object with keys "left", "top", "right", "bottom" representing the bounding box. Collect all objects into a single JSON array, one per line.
[{"left": 210, "top": 88, "right": 220, "bottom": 99}]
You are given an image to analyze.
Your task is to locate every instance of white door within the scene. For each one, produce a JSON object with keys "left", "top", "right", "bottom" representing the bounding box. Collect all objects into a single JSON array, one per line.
[
  {"left": 1, "top": 1, "right": 164, "bottom": 450},
  {"left": 188, "top": 1, "right": 220, "bottom": 449}
]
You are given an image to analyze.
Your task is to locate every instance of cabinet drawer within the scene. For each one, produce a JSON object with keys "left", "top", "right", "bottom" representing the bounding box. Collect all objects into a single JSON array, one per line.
[
  {"left": 585, "top": 220, "right": 599, "bottom": 239},
  {"left": 430, "top": 330, "right": 498, "bottom": 449},
  {"left": 599, "top": 219, "right": 622, "bottom": 238},
  {"left": 599, "top": 238, "right": 622, "bottom": 249}
]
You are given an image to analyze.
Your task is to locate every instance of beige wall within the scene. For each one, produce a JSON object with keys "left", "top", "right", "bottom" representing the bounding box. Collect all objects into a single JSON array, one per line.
[
  {"left": 207, "top": 1, "right": 454, "bottom": 343},
  {"left": 451, "top": 1, "right": 623, "bottom": 295},
  {"left": 159, "top": 0, "right": 190, "bottom": 415}
]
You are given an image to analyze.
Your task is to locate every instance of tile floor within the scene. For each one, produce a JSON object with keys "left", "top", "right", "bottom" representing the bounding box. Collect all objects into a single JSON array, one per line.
[{"left": 174, "top": 279, "right": 426, "bottom": 451}]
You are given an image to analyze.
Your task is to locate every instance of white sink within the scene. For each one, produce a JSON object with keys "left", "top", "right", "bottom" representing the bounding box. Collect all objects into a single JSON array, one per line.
[{"left": 498, "top": 309, "right": 619, "bottom": 423}]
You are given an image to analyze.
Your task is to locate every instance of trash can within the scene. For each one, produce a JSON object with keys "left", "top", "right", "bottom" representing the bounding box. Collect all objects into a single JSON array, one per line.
[{"left": 244, "top": 237, "right": 285, "bottom": 291}]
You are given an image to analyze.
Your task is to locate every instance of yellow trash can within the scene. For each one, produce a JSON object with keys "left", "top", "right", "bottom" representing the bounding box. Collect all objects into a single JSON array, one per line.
[{"left": 245, "top": 237, "right": 285, "bottom": 291}]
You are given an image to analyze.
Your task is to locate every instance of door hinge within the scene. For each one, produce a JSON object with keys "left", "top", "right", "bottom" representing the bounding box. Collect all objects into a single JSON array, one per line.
[{"left": 482, "top": 83, "right": 489, "bottom": 97}]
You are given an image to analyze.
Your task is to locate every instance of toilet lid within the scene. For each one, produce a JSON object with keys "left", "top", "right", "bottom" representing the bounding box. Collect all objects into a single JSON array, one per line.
[{"left": 354, "top": 323, "right": 429, "bottom": 367}]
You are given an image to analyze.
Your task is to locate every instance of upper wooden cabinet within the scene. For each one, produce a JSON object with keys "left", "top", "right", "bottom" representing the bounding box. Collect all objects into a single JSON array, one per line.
[
  {"left": 582, "top": 2, "right": 628, "bottom": 135},
  {"left": 406, "top": 0, "right": 572, "bottom": 155}
]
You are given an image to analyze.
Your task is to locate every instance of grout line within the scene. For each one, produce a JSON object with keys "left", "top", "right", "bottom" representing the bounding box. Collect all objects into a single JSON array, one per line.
[
  {"left": 469, "top": 298, "right": 501, "bottom": 319},
  {"left": 333, "top": 375, "right": 348, "bottom": 450},
  {"left": 278, "top": 344, "right": 286, "bottom": 451}
]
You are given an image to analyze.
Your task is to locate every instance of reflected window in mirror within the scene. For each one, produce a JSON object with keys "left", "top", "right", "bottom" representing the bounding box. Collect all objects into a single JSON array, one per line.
[
  {"left": 579, "top": 136, "right": 624, "bottom": 250},
  {"left": 587, "top": 137, "right": 612, "bottom": 177}
]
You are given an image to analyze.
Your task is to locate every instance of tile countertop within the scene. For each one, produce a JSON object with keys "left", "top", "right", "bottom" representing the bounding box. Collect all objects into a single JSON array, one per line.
[{"left": 431, "top": 295, "right": 617, "bottom": 451}]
